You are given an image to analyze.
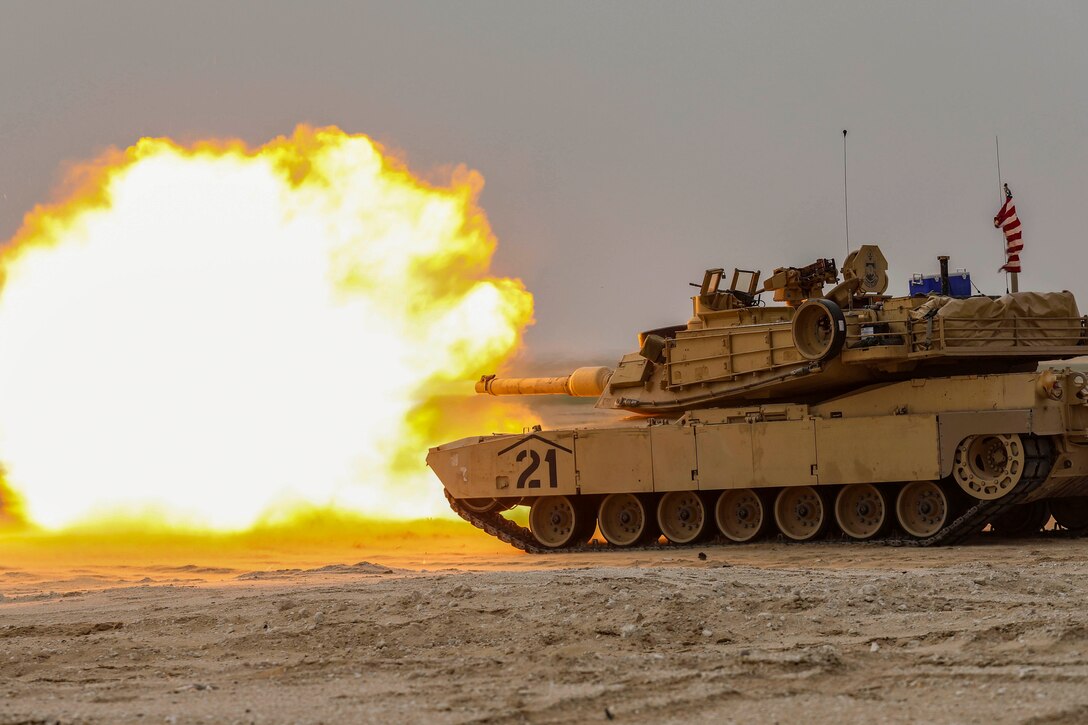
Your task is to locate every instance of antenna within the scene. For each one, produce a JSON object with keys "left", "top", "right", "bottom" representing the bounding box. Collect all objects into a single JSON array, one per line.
[{"left": 842, "top": 129, "right": 850, "bottom": 257}]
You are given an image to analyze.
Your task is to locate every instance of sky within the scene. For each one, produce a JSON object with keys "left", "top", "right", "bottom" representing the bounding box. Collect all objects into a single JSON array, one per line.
[{"left": 1, "top": 1, "right": 1086, "bottom": 363}]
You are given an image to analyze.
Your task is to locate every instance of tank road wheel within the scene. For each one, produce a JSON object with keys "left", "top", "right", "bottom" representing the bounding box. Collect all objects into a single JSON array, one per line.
[
  {"left": 714, "top": 489, "right": 769, "bottom": 543},
  {"left": 460, "top": 498, "right": 504, "bottom": 514},
  {"left": 529, "top": 496, "right": 594, "bottom": 549},
  {"left": 896, "top": 481, "right": 950, "bottom": 539},
  {"left": 598, "top": 493, "right": 658, "bottom": 547},
  {"left": 773, "top": 486, "right": 829, "bottom": 542},
  {"left": 1051, "top": 497, "right": 1088, "bottom": 532},
  {"left": 657, "top": 491, "right": 710, "bottom": 544},
  {"left": 953, "top": 434, "right": 1025, "bottom": 501},
  {"left": 990, "top": 501, "right": 1050, "bottom": 538},
  {"left": 834, "top": 484, "right": 890, "bottom": 541}
]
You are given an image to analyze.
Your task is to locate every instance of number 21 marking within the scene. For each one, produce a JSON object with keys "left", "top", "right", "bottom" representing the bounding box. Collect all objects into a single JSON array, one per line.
[{"left": 516, "top": 448, "right": 558, "bottom": 489}]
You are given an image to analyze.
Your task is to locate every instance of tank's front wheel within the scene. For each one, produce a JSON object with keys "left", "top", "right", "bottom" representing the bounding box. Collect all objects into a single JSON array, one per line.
[
  {"left": 460, "top": 497, "right": 504, "bottom": 514},
  {"left": 528, "top": 496, "right": 595, "bottom": 549},
  {"left": 773, "top": 486, "right": 829, "bottom": 541},
  {"left": 598, "top": 493, "right": 658, "bottom": 546},
  {"left": 715, "top": 489, "right": 769, "bottom": 543},
  {"left": 834, "top": 484, "right": 889, "bottom": 540},
  {"left": 657, "top": 491, "right": 710, "bottom": 544},
  {"left": 896, "top": 481, "right": 950, "bottom": 539}
]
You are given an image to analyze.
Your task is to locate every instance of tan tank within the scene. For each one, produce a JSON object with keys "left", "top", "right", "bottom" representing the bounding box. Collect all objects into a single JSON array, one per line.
[{"left": 428, "top": 244, "right": 1088, "bottom": 550}]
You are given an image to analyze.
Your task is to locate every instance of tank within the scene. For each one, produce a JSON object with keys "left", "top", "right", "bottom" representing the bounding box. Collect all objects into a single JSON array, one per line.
[{"left": 427, "top": 244, "right": 1088, "bottom": 550}]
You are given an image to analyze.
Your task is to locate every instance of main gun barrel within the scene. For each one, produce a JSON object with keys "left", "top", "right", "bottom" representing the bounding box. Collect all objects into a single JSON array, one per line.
[{"left": 475, "top": 366, "right": 612, "bottom": 397}]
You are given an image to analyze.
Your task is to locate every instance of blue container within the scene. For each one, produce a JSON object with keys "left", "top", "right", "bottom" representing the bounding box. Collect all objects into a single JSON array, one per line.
[{"left": 909, "top": 273, "right": 972, "bottom": 298}]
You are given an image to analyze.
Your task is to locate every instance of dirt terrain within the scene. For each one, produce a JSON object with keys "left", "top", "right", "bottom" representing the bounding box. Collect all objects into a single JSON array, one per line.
[{"left": 3, "top": 526, "right": 1088, "bottom": 725}]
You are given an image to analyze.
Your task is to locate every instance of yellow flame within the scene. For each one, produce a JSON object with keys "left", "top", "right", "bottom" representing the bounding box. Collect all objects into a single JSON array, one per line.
[{"left": 0, "top": 126, "right": 533, "bottom": 531}]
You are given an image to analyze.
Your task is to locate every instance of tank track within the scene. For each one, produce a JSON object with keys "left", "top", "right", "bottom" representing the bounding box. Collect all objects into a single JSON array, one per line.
[
  {"left": 445, "top": 436, "right": 1056, "bottom": 553},
  {"left": 886, "top": 435, "right": 1054, "bottom": 547},
  {"left": 445, "top": 489, "right": 554, "bottom": 554}
]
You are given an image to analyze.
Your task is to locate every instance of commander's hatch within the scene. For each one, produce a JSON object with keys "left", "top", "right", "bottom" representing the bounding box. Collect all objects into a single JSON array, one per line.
[{"left": 694, "top": 267, "right": 762, "bottom": 312}]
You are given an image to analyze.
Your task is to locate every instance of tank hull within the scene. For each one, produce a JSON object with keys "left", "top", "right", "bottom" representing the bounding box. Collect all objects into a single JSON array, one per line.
[{"left": 428, "top": 369, "right": 1088, "bottom": 549}]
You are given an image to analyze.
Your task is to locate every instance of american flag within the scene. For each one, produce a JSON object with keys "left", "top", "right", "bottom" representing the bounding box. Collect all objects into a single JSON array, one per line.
[{"left": 994, "top": 183, "right": 1023, "bottom": 273}]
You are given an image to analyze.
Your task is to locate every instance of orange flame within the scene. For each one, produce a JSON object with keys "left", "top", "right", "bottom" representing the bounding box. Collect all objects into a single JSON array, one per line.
[{"left": 0, "top": 126, "right": 534, "bottom": 532}]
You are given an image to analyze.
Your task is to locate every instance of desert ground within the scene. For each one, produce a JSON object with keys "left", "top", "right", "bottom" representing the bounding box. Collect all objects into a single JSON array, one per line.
[{"left": 3, "top": 524, "right": 1088, "bottom": 725}]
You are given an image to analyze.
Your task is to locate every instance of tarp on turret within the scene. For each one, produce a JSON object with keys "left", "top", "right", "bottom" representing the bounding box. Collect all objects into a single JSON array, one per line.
[{"left": 909, "top": 291, "right": 1082, "bottom": 348}]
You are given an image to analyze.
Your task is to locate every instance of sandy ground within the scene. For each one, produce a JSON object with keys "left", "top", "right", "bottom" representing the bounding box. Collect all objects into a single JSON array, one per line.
[{"left": 3, "top": 526, "right": 1088, "bottom": 725}]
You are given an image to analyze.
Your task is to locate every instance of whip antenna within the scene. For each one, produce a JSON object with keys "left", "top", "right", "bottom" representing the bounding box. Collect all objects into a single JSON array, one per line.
[
  {"left": 843, "top": 129, "right": 850, "bottom": 256},
  {"left": 996, "top": 135, "right": 1006, "bottom": 292}
]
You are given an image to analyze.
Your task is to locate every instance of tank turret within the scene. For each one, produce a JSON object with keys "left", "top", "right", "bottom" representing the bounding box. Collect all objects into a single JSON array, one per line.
[{"left": 475, "top": 244, "right": 1085, "bottom": 415}]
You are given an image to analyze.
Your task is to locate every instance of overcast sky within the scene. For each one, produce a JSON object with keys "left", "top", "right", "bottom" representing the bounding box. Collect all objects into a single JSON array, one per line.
[{"left": 2, "top": 1, "right": 1085, "bottom": 362}]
